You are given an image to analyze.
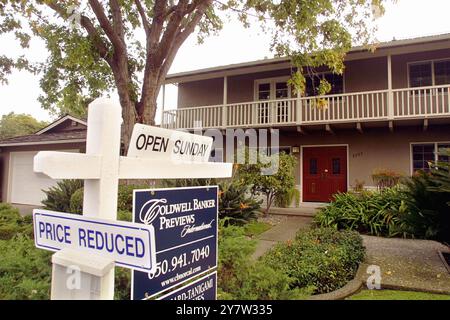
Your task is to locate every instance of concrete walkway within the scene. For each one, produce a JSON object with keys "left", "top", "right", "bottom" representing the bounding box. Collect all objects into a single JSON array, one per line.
[
  {"left": 252, "top": 216, "right": 313, "bottom": 259},
  {"left": 359, "top": 235, "right": 450, "bottom": 294}
]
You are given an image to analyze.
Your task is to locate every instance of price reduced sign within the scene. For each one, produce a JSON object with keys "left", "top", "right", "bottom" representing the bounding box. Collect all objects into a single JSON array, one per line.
[{"left": 131, "top": 186, "right": 218, "bottom": 300}]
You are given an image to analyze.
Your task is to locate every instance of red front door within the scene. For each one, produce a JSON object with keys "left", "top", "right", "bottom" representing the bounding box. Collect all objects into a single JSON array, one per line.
[{"left": 303, "top": 146, "right": 347, "bottom": 202}]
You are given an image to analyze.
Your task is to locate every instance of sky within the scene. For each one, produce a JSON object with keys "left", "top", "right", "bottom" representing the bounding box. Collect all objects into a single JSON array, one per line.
[{"left": 1, "top": 0, "right": 450, "bottom": 124}]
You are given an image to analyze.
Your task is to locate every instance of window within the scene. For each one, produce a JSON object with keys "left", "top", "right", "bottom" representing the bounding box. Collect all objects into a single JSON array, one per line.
[
  {"left": 324, "top": 73, "right": 344, "bottom": 95},
  {"left": 255, "top": 78, "right": 290, "bottom": 101},
  {"left": 304, "top": 73, "right": 344, "bottom": 97},
  {"left": 332, "top": 158, "right": 341, "bottom": 174},
  {"left": 258, "top": 83, "right": 271, "bottom": 100},
  {"left": 309, "top": 158, "right": 318, "bottom": 175},
  {"left": 438, "top": 143, "right": 450, "bottom": 162},
  {"left": 275, "top": 82, "right": 289, "bottom": 99},
  {"left": 409, "top": 59, "right": 450, "bottom": 88},
  {"left": 434, "top": 60, "right": 450, "bottom": 85},
  {"left": 411, "top": 142, "right": 450, "bottom": 173},
  {"left": 412, "top": 143, "right": 435, "bottom": 172},
  {"left": 409, "top": 63, "right": 432, "bottom": 88}
]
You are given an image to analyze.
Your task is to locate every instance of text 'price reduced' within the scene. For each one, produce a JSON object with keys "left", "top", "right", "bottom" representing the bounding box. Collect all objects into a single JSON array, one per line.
[{"left": 131, "top": 186, "right": 218, "bottom": 300}]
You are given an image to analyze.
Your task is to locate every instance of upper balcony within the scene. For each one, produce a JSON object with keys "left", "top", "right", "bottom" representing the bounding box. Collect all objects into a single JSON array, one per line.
[
  {"left": 161, "top": 35, "right": 450, "bottom": 131},
  {"left": 161, "top": 84, "right": 450, "bottom": 130}
]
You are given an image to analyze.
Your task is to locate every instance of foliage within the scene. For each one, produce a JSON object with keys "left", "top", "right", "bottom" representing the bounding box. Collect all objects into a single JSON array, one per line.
[
  {"left": 0, "top": 201, "right": 133, "bottom": 300},
  {"left": 371, "top": 169, "right": 403, "bottom": 190},
  {"left": 0, "top": 203, "right": 33, "bottom": 240},
  {"left": 400, "top": 169, "right": 450, "bottom": 243},
  {"left": 218, "top": 179, "right": 262, "bottom": 224},
  {"left": 69, "top": 187, "right": 84, "bottom": 214},
  {"left": 353, "top": 179, "right": 366, "bottom": 192},
  {"left": 0, "top": 1, "right": 384, "bottom": 127},
  {"left": 0, "top": 234, "right": 52, "bottom": 300},
  {"left": 263, "top": 228, "right": 365, "bottom": 294},
  {"left": 42, "top": 179, "right": 83, "bottom": 213},
  {"left": 274, "top": 186, "right": 300, "bottom": 208},
  {"left": 218, "top": 222, "right": 310, "bottom": 300},
  {"left": 236, "top": 150, "right": 297, "bottom": 214},
  {"left": 314, "top": 188, "right": 409, "bottom": 237},
  {"left": 117, "top": 184, "right": 149, "bottom": 212},
  {"left": 0, "top": 112, "right": 48, "bottom": 139}
]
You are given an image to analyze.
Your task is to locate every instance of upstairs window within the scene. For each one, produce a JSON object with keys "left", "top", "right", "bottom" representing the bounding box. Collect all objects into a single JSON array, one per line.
[
  {"left": 409, "top": 59, "right": 450, "bottom": 88},
  {"left": 434, "top": 60, "right": 450, "bottom": 85},
  {"left": 409, "top": 63, "right": 432, "bottom": 88},
  {"left": 304, "top": 73, "right": 344, "bottom": 97}
]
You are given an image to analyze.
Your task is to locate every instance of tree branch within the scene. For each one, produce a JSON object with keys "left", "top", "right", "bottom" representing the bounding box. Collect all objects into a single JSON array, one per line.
[
  {"left": 158, "top": 0, "right": 213, "bottom": 83},
  {"left": 134, "top": 0, "right": 151, "bottom": 35},
  {"left": 88, "top": 0, "right": 125, "bottom": 51},
  {"left": 109, "top": 0, "right": 126, "bottom": 41},
  {"left": 45, "top": 1, "right": 112, "bottom": 65}
]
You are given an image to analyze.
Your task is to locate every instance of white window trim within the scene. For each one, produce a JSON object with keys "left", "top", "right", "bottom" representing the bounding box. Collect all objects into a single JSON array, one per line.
[
  {"left": 407, "top": 57, "right": 450, "bottom": 88},
  {"left": 409, "top": 141, "right": 450, "bottom": 174}
]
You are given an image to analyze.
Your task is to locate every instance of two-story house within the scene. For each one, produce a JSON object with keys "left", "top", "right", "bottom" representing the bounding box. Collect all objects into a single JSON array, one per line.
[{"left": 161, "top": 33, "right": 450, "bottom": 203}]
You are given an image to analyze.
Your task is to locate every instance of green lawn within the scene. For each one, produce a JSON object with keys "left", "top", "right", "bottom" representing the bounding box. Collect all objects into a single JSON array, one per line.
[
  {"left": 349, "top": 289, "right": 450, "bottom": 300},
  {"left": 243, "top": 221, "right": 272, "bottom": 237}
]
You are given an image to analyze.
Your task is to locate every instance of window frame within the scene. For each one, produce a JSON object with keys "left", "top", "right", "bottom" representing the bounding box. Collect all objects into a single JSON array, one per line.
[
  {"left": 410, "top": 141, "right": 450, "bottom": 174},
  {"left": 407, "top": 58, "right": 450, "bottom": 88},
  {"left": 254, "top": 76, "right": 291, "bottom": 101}
]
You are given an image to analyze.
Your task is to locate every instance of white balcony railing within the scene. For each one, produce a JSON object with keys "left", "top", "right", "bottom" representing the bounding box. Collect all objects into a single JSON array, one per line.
[{"left": 162, "top": 85, "right": 450, "bottom": 129}]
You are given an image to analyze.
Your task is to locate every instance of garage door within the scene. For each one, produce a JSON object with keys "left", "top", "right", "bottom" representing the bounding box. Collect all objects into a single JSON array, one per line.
[{"left": 9, "top": 150, "right": 78, "bottom": 206}]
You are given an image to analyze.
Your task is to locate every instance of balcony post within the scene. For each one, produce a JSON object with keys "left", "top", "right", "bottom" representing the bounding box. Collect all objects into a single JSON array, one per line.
[
  {"left": 222, "top": 76, "right": 228, "bottom": 128},
  {"left": 296, "top": 89, "right": 302, "bottom": 125},
  {"left": 387, "top": 54, "right": 394, "bottom": 119}
]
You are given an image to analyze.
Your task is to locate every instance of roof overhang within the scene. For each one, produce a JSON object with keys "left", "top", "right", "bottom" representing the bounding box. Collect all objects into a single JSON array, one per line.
[
  {"left": 0, "top": 139, "right": 86, "bottom": 147},
  {"left": 165, "top": 33, "right": 450, "bottom": 84}
]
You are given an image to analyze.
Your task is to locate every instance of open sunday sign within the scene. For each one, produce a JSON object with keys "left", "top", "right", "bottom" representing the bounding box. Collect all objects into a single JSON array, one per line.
[
  {"left": 127, "top": 124, "right": 212, "bottom": 163},
  {"left": 33, "top": 209, "right": 156, "bottom": 273}
]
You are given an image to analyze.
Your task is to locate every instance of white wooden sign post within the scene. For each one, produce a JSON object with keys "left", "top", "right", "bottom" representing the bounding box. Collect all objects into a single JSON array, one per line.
[{"left": 33, "top": 98, "right": 232, "bottom": 300}]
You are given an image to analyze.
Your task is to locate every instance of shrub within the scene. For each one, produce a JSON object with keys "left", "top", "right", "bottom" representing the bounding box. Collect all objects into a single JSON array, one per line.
[
  {"left": 117, "top": 184, "right": 148, "bottom": 212},
  {"left": 274, "top": 186, "right": 300, "bottom": 208},
  {"left": 0, "top": 203, "right": 33, "bottom": 240},
  {"left": 263, "top": 228, "right": 365, "bottom": 294},
  {"left": 0, "top": 235, "right": 52, "bottom": 299},
  {"left": 400, "top": 170, "right": 450, "bottom": 242},
  {"left": 371, "top": 169, "right": 403, "bottom": 190},
  {"left": 42, "top": 179, "right": 83, "bottom": 212},
  {"left": 314, "top": 188, "right": 408, "bottom": 237},
  {"left": 236, "top": 151, "right": 297, "bottom": 214},
  {"left": 69, "top": 188, "right": 84, "bottom": 214},
  {"left": 218, "top": 222, "right": 309, "bottom": 300},
  {"left": 218, "top": 180, "right": 261, "bottom": 224},
  {"left": 0, "top": 205, "right": 134, "bottom": 300}
]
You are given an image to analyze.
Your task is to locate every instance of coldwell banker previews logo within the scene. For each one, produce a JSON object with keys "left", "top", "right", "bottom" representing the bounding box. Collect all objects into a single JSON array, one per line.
[{"left": 138, "top": 198, "right": 215, "bottom": 237}]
